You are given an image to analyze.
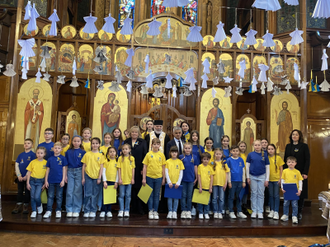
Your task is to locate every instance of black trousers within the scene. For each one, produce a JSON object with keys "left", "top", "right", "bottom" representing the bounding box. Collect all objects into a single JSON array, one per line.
[
  {"left": 17, "top": 180, "right": 30, "bottom": 204},
  {"left": 131, "top": 185, "right": 146, "bottom": 213}
]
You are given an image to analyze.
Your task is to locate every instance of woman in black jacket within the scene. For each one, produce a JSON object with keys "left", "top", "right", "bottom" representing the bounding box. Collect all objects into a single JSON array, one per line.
[{"left": 284, "top": 129, "right": 310, "bottom": 220}]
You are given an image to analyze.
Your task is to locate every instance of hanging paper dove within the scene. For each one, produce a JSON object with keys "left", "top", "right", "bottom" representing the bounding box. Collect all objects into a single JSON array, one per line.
[
  {"left": 140, "top": 84, "right": 149, "bottom": 94},
  {"left": 48, "top": 9, "right": 59, "bottom": 36},
  {"left": 70, "top": 76, "right": 79, "bottom": 87},
  {"left": 281, "top": 75, "right": 290, "bottom": 85},
  {"left": 183, "top": 87, "right": 193, "bottom": 97},
  {"left": 273, "top": 85, "right": 283, "bottom": 95},
  {"left": 35, "top": 68, "right": 42, "bottom": 83},
  {"left": 127, "top": 69, "right": 135, "bottom": 80},
  {"left": 97, "top": 80, "right": 105, "bottom": 90},
  {"left": 3, "top": 64, "right": 16, "bottom": 77},
  {"left": 235, "top": 87, "right": 244, "bottom": 95},
  {"left": 43, "top": 72, "right": 51, "bottom": 81},
  {"left": 108, "top": 81, "right": 121, "bottom": 92},
  {"left": 320, "top": 79, "right": 330, "bottom": 92},
  {"left": 83, "top": 13, "right": 98, "bottom": 34},
  {"left": 263, "top": 30, "right": 275, "bottom": 47},
  {"left": 144, "top": 54, "right": 150, "bottom": 74},
  {"left": 186, "top": 26, "right": 203, "bottom": 43},
  {"left": 120, "top": 18, "right": 133, "bottom": 35},
  {"left": 267, "top": 78, "right": 274, "bottom": 92},
  {"left": 212, "top": 87, "right": 217, "bottom": 98},
  {"left": 300, "top": 81, "right": 309, "bottom": 90},
  {"left": 146, "top": 71, "right": 153, "bottom": 88},
  {"left": 202, "top": 59, "right": 210, "bottom": 74},
  {"left": 224, "top": 86, "right": 232, "bottom": 98},
  {"left": 230, "top": 24, "right": 242, "bottom": 44},
  {"left": 172, "top": 86, "right": 177, "bottom": 98},
  {"left": 328, "top": 35, "right": 330, "bottom": 48},
  {"left": 290, "top": 28, "right": 304, "bottom": 45},
  {"left": 284, "top": 0, "right": 299, "bottom": 5},
  {"left": 27, "top": 3, "right": 39, "bottom": 32},
  {"left": 124, "top": 48, "right": 135, "bottom": 67},
  {"left": 217, "top": 60, "right": 225, "bottom": 74},
  {"left": 224, "top": 76, "right": 234, "bottom": 83},
  {"left": 94, "top": 46, "right": 108, "bottom": 63},
  {"left": 321, "top": 49, "right": 328, "bottom": 71},
  {"left": 238, "top": 59, "right": 246, "bottom": 79},
  {"left": 167, "top": 19, "right": 171, "bottom": 39},
  {"left": 213, "top": 76, "right": 219, "bottom": 85},
  {"left": 22, "top": 68, "right": 27, "bottom": 80},
  {"left": 153, "top": 86, "right": 163, "bottom": 98},
  {"left": 285, "top": 82, "right": 292, "bottom": 94},
  {"left": 72, "top": 58, "right": 77, "bottom": 75},
  {"left": 147, "top": 18, "right": 162, "bottom": 36},
  {"left": 165, "top": 73, "right": 173, "bottom": 89},
  {"left": 115, "top": 69, "right": 123, "bottom": 83},
  {"left": 18, "top": 38, "right": 36, "bottom": 58},
  {"left": 57, "top": 75, "right": 66, "bottom": 84},
  {"left": 312, "top": 0, "right": 330, "bottom": 19},
  {"left": 94, "top": 65, "right": 103, "bottom": 73},
  {"left": 40, "top": 45, "right": 51, "bottom": 58},
  {"left": 201, "top": 73, "right": 209, "bottom": 89},
  {"left": 249, "top": 76, "right": 258, "bottom": 93},
  {"left": 293, "top": 63, "right": 301, "bottom": 87},
  {"left": 258, "top": 64, "right": 269, "bottom": 82},
  {"left": 24, "top": 1, "right": 32, "bottom": 20},
  {"left": 126, "top": 80, "right": 132, "bottom": 92},
  {"left": 252, "top": 0, "right": 281, "bottom": 11},
  {"left": 214, "top": 21, "right": 226, "bottom": 42},
  {"left": 245, "top": 29, "right": 258, "bottom": 46},
  {"left": 40, "top": 58, "right": 47, "bottom": 72},
  {"left": 165, "top": 54, "right": 172, "bottom": 64},
  {"left": 260, "top": 82, "right": 266, "bottom": 95},
  {"left": 102, "top": 14, "right": 116, "bottom": 34}
]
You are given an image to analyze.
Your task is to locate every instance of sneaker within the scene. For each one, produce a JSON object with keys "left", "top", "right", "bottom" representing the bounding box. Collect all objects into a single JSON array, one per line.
[
  {"left": 12, "top": 203, "right": 22, "bottom": 214},
  {"left": 100, "top": 212, "right": 106, "bottom": 218},
  {"left": 181, "top": 211, "right": 186, "bottom": 219},
  {"left": 199, "top": 213, "right": 204, "bottom": 219},
  {"left": 56, "top": 211, "right": 61, "bottom": 218},
  {"left": 72, "top": 213, "right": 79, "bottom": 218},
  {"left": 273, "top": 212, "right": 279, "bottom": 220},
  {"left": 83, "top": 213, "right": 89, "bottom": 218},
  {"left": 251, "top": 212, "right": 257, "bottom": 219},
  {"left": 167, "top": 211, "right": 173, "bottom": 219},
  {"left": 89, "top": 212, "right": 96, "bottom": 218},
  {"left": 148, "top": 211, "right": 154, "bottom": 219},
  {"left": 204, "top": 214, "right": 210, "bottom": 219},
  {"left": 229, "top": 212, "right": 236, "bottom": 219},
  {"left": 23, "top": 204, "right": 29, "bottom": 214},
  {"left": 191, "top": 207, "right": 196, "bottom": 216},
  {"left": 106, "top": 212, "right": 113, "bottom": 218},
  {"left": 209, "top": 211, "right": 213, "bottom": 215},
  {"left": 258, "top": 213, "right": 263, "bottom": 219},
  {"left": 43, "top": 211, "right": 52, "bottom": 218},
  {"left": 265, "top": 206, "right": 270, "bottom": 213},
  {"left": 186, "top": 211, "right": 192, "bottom": 219},
  {"left": 238, "top": 212, "right": 247, "bottom": 219},
  {"left": 281, "top": 214, "right": 289, "bottom": 221},
  {"left": 292, "top": 216, "right": 298, "bottom": 224},
  {"left": 172, "top": 212, "right": 177, "bottom": 219},
  {"left": 268, "top": 210, "right": 274, "bottom": 219},
  {"left": 214, "top": 212, "right": 219, "bottom": 219},
  {"left": 30, "top": 211, "right": 37, "bottom": 218},
  {"left": 67, "top": 212, "right": 73, "bottom": 218},
  {"left": 118, "top": 211, "right": 124, "bottom": 218},
  {"left": 218, "top": 213, "right": 223, "bottom": 219},
  {"left": 153, "top": 212, "right": 159, "bottom": 220},
  {"left": 124, "top": 211, "right": 130, "bottom": 217},
  {"left": 37, "top": 205, "right": 43, "bottom": 214}
]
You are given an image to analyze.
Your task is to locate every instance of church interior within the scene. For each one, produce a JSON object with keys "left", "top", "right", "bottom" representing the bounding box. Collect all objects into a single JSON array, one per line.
[{"left": 1, "top": 0, "right": 330, "bottom": 244}]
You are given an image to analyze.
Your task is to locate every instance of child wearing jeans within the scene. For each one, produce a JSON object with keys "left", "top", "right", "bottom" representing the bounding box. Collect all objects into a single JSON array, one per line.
[
  {"left": 142, "top": 138, "right": 166, "bottom": 220},
  {"left": 26, "top": 146, "right": 47, "bottom": 218},
  {"left": 281, "top": 156, "right": 303, "bottom": 224},
  {"left": 165, "top": 146, "right": 185, "bottom": 219}
]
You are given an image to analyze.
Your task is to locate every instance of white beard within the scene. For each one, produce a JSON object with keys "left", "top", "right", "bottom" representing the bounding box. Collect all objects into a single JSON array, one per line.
[{"left": 154, "top": 130, "right": 162, "bottom": 135}]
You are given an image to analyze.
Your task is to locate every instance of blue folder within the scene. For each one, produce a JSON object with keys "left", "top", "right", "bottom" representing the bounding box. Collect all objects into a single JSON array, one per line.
[
  {"left": 164, "top": 184, "right": 183, "bottom": 199},
  {"left": 283, "top": 183, "right": 299, "bottom": 200}
]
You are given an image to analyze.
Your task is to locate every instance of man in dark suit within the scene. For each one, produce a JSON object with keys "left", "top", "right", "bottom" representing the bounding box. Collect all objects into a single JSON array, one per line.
[{"left": 166, "top": 126, "right": 184, "bottom": 159}]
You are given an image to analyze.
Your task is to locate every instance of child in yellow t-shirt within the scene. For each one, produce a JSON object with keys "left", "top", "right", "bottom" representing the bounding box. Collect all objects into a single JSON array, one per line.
[
  {"left": 117, "top": 144, "right": 135, "bottom": 218},
  {"left": 212, "top": 148, "right": 230, "bottom": 219},
  {"left": 281, "top": 156, "right": 303, "bottom": 224},
  {"left": 60, "top": 133, "right": 70, "bottom": 156},
  {"left": 165, "top": 146, "right": 185, "bottom": 219},
  {"left": 100, "top": 146, "right": 118, "bottom": 218},
  {"left": 204, "top": 137, "right": 214, "bottom": 164},
  {"left": 267, "top": 144, "right": 284, "bottom": 220},
  {"left": 142, "top": 138, "right": 166, "bottom": 220},
  {"left": 26, "top": 146, "right": 47, "bottom": 218},
  {"left": 100, "top": 132, "right": 112, "bottom": 156},
  {"left": 82, "top": 127, "right": 92, "bottom": 152},
  {"left": 82, "top": 137, "right": 104, "bottom": 218},
  {"left": 197, "top": 152, "right": 215, "bottom": 220}
]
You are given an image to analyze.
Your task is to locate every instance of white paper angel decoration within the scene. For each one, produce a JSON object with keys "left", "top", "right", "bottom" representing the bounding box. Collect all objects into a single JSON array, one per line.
[
  {"left": 94, "top": 46, "right": 108, "bottom": 63},
  {"left": 258, "top": 64, "right": 269, "bottom": 82},
  {"left": 24, "top": 1, "right": 32, "bottom": 21},
  {"left": 260, "top": 82, "right": 266, "bottom": 94},
  {"left": 102, "top": 14, "right": 116, "bottom": 34},
  {"left": 284, "top": 0, "right": 299, "bottom": 5},
  {"left": 153, "top": 86, "right": 163, "bottom": 98},
  {"left": 217, "top": 60, "right": 225, "bottom": 74},
  {"left": 238, "top": 59, "right": 246, "bottom": 79},
  {"left": 70, "top": 76, "right": 79, "bottom": 87},
  {"left": 213, "top": 76, "right": 219, "bottom": 85},
  {"left": 186, "top": 26, "right": 203, "bottom": 43},
  {"left": 146, "top": 71, "right": 153, "bottom": 88},
  {"left": 224, "top": 76, "right": 234, "bottom": 83},
  {"left": 273, "top": 86, "right": 283, "bottom": 95},
  {"left": 281, "top": 75, "right": 290, "bottom": 85},
  {"left": 3, "top": 64, "right": 16, "bottom": 77},
  {"left": 27, "top": 3, "right": 39, "bottom": 32},
  {"left": 72, "top": 58, "right": 77, "bottom": 75},
  {"left": 202, "top": 59, "right": 210, "bottom": 74},
  {"left": 252, "top": 0, "right": 281, "bottom": 11},
  {"left": 147, "top": 18, "right": 162, "bottom": 36},
  {"left": 321, "top": 49, "right": 328, "bottom": 71},
  {"left": 127, "top": 69, "right": 135, "bottom": 80},
  {"left": 48, "top": 9, "right": 59, "bottom": 36},
  {"left": 115, "top": 69, "right": 123, "bottom": 83},
  {"left": 235, "top": 87, "right": 244, "bottom": 95},
  {"left": 18, "top": 38, "right": 36, "bottom": 58},
  {"left": 201, "top": 74, "right": 209, "bottom": 89},
  {"left": 83, "top": 13, "right": 98, "bottom": 34},
  {"left": 293, "top": 63, "right": 301, "bottom": 86},
  {"left": 94, "top": 65, "right": 103, "bottom": 73},
  {"left": 124, "top": 48, "right": 135, "bottom": 67},
  {"left": 300, "top": 81, "right": 309, "bottom": 90},
  {"left": 57, "top": 75, "right": 66, "bottom": 84},
  {"left": 263, "top": 30, "right": 275, "bottom": 47},
  {"left": 320, "top": 79, "right": 330, "bottom": 92},
  {"left": 230, "top": 24, "right": 242, "bottom": 44},
  {"left": 97, "top": 80, "right": 105, "bottom": 90},
  {"left": 40, "top": 45, "right": 51, "bottom": 59},
  {"left": 212, "top": 87, "right": 217, "bottom": 98},
  {"left": 312, "top": 0, "right": 330, "bottom": 19},
  {"left": 126, "top": 80, "right": 132, "bottom": 92},
  {"left": 165, "top": 73, "right": 173, "bottom": 89},
  {"left": 40, "top": 58, "right": 47, "bottom": 72},
  {"left": 251, "top": 76, "right": 258, "bottom": 92},
  {"left": 214, "top": 21, "right": 226, "bottom": 43},
  {"left": 172, "top": 86, "right": 177, "bottom": 98},
  {"left": 43, "top": 72, "right": 51, "bottom": 81},
  {"left": 245, "top": 29, "right": 258, "bottom": 46},
  {"left": 224, "top": 86, "right": 232, "bottom": 98},
  {"left": 120, "top": 18, "right": 133, "bottom": 35},
  {"left": 144, "top": 54, "right": 150, "bottom": 74},
  {"left": 285, "top": 81, "right": 292, "bottom": 94},
  {"left": 267, "top": 78, "right": 274, "bottom": 92},
  {"left": 290, "top": 28, "right": 304, "bottom": 45},
  {"left": 22, "top": 68, "right": 28, "bottom": 80},
  {"left": 189, "top": 80, "right": 196, "bottom": 91},
  {"left": 140, "top": 85, "right": 149, "bottom": 94},
  {"left": 183, "top": 87, "right": 193, "bottom": 97},
  {"left": 108, "top": 81, "right": 121, "bottom": 92}
]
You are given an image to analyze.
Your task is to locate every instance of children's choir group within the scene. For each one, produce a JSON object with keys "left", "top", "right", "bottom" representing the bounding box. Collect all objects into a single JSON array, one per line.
[{"left": 12, "top": 120, "right": 304, "bottom": 224}]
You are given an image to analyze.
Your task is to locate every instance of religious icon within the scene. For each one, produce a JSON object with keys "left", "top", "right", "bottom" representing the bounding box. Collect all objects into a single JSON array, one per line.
[
  {"left": 286, "top": 42, "right": 300, "bottom": 53},
  {"left": 80, "top": 28, "right": 95, "bottom": 40},
  {"left": 252, "top": 55, "right": 267, "bottom": 81},
  {"left": 140, "top": 116, "right": 153, "bottom": 131},
  {"left": 101, "top": 93, "right": 121, "bottom": 142},
  {"left": 40, "top": 42, "right": 56, "bottom": 71},
  {"left": 202, "top": 52, "right": 216, "bottom": 80},
  {"left": 42, "top": 24, "right": 52, "bottom": 37},
  {"left": 237, "top": 37, "right": 249, "bottom": 50},
  {"left": 275, "top": 101, "right": 293, "bottom": 153},
  {"left": 61, "top": 25, "right": 77, "bottom": 39},
  {"left": 98, "top": 30, "right": 113, "bottom": 42},
  {"left": 219, "top": 53, "right": 233, "bottom": 78},
  {"left": 116, "top": 30, "right": 131, "bottom": 43},
  {"left": 241, "top": 119, "right": 256, "bottom": 154},
  {"left": 236, "top": 54, "right": 251, "bottom": 82},
  {"left": 254, "top": 39, "right": 265, "bottom": 52},
  {"left": 202, "top": 35, "right": 215, "bottom": 49},
  {"left": 286, "top": 57, "right": 299, "bottom": 84},
  {"left": 94, "top": 46, "right": 112, "bottom": 75},
  {"left": 220, "top": 36, "right": 233, "bottom": 49},
  {"left": 271, "top": 40, "right": 283, "bottom": 53},
  {"left": 269, "top": 55, "right": 284, "bottom": 83},
  {"left": 173, "top": 118, "right": 185, "bottom": 127},
  {"left": 206, "top": 98, "right": 225, "bottom": 148},
  {"left": 66, "top": 111, "right": 81, "bottom": 143},
  {"left": 24, "top": 24, "right": 38, "bottom": 36},
  {"left": 77, "top": 44, "right": 94, "bottom": 73},
  {"left": 59, "top": 44, "right": 75, "bottom": 72}
]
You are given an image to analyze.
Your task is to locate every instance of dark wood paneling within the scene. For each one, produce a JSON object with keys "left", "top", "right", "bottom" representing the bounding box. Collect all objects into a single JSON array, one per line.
[{"left": 308, "top": 93, "right": 330, "bottom": 119}]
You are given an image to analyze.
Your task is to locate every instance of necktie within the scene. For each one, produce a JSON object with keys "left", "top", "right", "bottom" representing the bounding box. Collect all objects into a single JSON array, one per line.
[{"left": 178, "top": 140, "right": 182, "bottom": 155}]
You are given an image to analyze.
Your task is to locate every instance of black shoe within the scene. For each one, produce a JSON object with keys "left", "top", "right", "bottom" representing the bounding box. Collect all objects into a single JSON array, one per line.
[
  {"left": 298, "top": 213, "right": 302, "bottom": 220},
  {"left": 12, "top": 204, "right": 22, "bottom": 214},
  {"left": 23, "top": 204, "right": 29, "bottom": 214}
]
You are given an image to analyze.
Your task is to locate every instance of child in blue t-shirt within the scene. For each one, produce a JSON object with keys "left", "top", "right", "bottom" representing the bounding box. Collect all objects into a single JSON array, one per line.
[
  {"left": 179, "top": 142, "right": 199, "bottom": 219},
  {"left": 221, "top": 135, "right": 231, "bottom": 163},
  {"left": 38, "top": 127, "right": 54, "bottom": 160},
  {"left": 43, "top": 142, "right": 68, "bottom": 219},
  {"left": 12, "top": 138, "right": 36, "bottom": 214},
  {"left": 189, "top": 131, "right": 205, "bottom": 165},
  {"left": 246, "top": 139, "right": 270, "bottom": 219},
  {"left": 227, "top": 146, "right": 247, "bottom": 219}
]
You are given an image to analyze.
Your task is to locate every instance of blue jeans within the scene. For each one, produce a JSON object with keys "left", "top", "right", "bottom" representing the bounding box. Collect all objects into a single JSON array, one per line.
[
  {"left": 30, "top": 177, "right": 44, "bottom": 211},
  {"left": 229, "top": 181, "right": 242, "bottom": 213},
  {"left": 47, "top": 183, "right": 63, "bottom": 212},
  {"left": 66, "top": 167, "right": 83, "bottom": 213},
  {"left": 250, "top": 174, "right": 266, "bottom": 214},
  {"left": 212, "top": 186, "right": 225, "bottom": 213},
  {"left": 101, "top": 181, "right": 115, "bottom": 213},
  {"left": 84, "top": 173, "right": 101, "bottom": 213},
  {"left": 268, "top": 181, "right": 280, "bottom": 213},
  {"left": 146, "top": 177, "right": 162, "bottom": 212},
  {"left": 119, "top": 184, "right": 132, "bottom": 212},
  {"left": 284, "top": 200, "right": 298, "bottom": 217},
  {"left": 181, "top": 181, "right": 194, "bottom": 212},
  {"left": 168, "top": 198, "right": 179, "bottom": 212},
  {"left": 198, "top": 190, "right": 211, "bottom": 214}
]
